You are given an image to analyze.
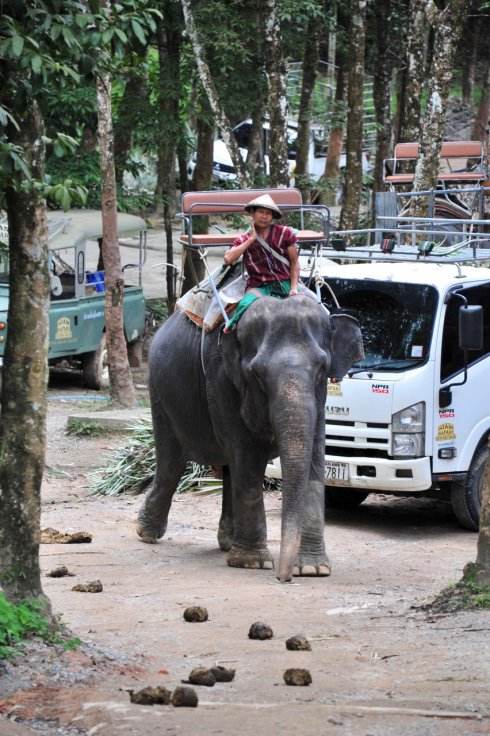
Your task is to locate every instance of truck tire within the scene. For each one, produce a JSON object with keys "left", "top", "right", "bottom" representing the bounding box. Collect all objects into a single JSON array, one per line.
[
  {"left": 82, "top": 334, "right": 109, "bottom": 390},
  {"left": 325, "top": 486, "right": 369, "bottom": 510},
  {"left": 450, "top": 445, "right": 488, "bottom": 531}
]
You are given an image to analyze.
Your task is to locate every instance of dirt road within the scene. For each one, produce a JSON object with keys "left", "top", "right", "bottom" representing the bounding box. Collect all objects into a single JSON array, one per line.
[{"left": 1, "top": 383, "right": 489, "bottom": 736}]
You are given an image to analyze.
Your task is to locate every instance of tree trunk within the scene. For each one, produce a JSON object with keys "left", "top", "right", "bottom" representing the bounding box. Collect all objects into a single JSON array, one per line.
[
  {"left": 114, "top": 66, "right": 149, "bottom": 187},
  {"left": 155, "top": 4, "right": 182, "bottom": 311},
  {"left": 470, "top": 456, "right": 490, "bottom": 584},
  {"left": 319, "top": 62, "right": 345, "bottom": 207},
  {"left": 371, "top": 0, "right": 393, "bottom": 213},
  {"left": 96, "top": 72, "right": 137, "bottom": 408},
  {"left": 246, "top": 105, "right": 265, "bottom": 183},
  {"left": 339, "top": 0, "right": 367, "bottom": 231},
  {"left": 180, "top": 102, "right": 213, "bottom": 296},
  {"left": 461, "top": 9, "right": 479, "bottom": 104},
  {"left": 471, "top": 61, "right": 490, "bottom": 143},
  {"left": 180, "top": 0, "right": 250, "bottom": 186},
  {"left": 0, "top": 101, "right": 50, "bottom": 608},
  {"left": 398, "top": 0, "right": 428, "bottom": 143},
  {"left": 410, "top": 0, "right": 469, "bottom": 215},
  {"left": 263, "top": 0, "right": 289, "bottom": 187},
  {"left": 294, "top": 17, "right": 320, "bottom": 203}
]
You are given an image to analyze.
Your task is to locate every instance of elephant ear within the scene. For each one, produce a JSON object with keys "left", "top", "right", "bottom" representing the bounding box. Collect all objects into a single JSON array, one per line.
[
  {"left": 329, "top": 313, "right": 365, "bottom": 381},
  {"left": 220, "top": 328, "right": 273, "bottom": 440}
]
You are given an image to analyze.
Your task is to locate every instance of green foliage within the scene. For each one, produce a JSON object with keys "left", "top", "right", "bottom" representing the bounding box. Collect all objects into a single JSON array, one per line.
[
  {"left": 66, "top": 419, "right": 115, "bottom": 437},
  {"left": 0, "top": 593, "right": 50, "bottom": 658}
]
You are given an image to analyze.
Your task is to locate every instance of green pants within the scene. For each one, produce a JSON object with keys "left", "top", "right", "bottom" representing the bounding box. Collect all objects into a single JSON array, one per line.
[{"left": 226, "top": 280, "right": 291, "bottom": 330}]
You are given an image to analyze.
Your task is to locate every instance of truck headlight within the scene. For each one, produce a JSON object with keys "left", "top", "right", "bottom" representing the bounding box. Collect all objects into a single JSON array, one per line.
[{"left": 391, "top": 402, "right": 425, "bottom": 458}]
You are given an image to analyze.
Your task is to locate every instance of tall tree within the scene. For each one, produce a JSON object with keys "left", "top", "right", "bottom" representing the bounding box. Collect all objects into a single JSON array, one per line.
[
  {"left": 114, "top": 64, "right": 149, "bottom": 187},
  {"left": 263, "top": 0, "right": 290, "bottom": 187},
  {"left": 180, "top": 0, "right": 250, "bottom": 186},
  {"left": 294, "top": 16, "right": 320, "bottom": 202},
  {"left": 0, "top": 0, "right": 157, "bottom": 605},
  {"left": 339, "top": 0, "right": 367, "bottom": 231},
  {"left": 0, "top": 100, "right": 50, "bottom": 606},
  {"left": 97, "top": 69, "right": 137, "bottom": 408},
  {"left": 397, "top": 0, "right": 428, "bottom": 143},
  {"left": 411, "top": 0, "right": 469, "bottom": 209},
  {"left": 371, "top": 0, "right": 394, "bottom": 204},
  {"left": 155, "top": 1, "right": 183, "bottom": 312}
]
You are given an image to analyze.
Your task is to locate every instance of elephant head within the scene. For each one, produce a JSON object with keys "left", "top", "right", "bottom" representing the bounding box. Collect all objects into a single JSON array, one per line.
[{"left": 221, "top": 295, "right": 363, "bottom": 581}]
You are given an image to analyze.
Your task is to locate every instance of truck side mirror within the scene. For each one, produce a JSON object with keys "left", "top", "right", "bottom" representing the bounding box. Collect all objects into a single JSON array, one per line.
[{"left": 458, "top": 304, "right": 483, "bottom": 351}]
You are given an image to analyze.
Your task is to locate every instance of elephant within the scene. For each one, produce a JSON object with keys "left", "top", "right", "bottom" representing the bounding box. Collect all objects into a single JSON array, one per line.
[{"left": 136, "top": 291, "right": 364, "bottom": 582}]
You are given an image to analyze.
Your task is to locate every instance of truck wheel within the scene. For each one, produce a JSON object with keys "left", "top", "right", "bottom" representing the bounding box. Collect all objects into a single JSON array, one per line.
[
  {"left": 325, "top": 486, "right": 369, "bottom": 510},
  {"left": 450, "top": 445, "right": 488, "bottom": 531},
  {"left": 82, "top": 334, "right": 109, "bottom": 390}
]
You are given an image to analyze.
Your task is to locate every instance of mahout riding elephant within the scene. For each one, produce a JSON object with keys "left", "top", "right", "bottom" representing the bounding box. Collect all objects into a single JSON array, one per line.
[{"left": 137, "top": 292, "right": 364, "bottom": 582}]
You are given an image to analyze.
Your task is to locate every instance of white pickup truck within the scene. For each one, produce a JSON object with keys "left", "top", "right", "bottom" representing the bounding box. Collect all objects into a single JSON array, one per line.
[{"left": 267, "top": 254, "right": 490, "bottom": 531}]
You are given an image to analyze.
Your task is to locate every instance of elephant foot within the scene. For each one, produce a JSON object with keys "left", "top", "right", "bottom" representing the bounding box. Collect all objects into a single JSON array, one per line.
[
  {"left": 293, "top": 554, "right": 331, "bottom": 577},
  {"left": 136, "top": 525, "right": 160, "bottom": 544},
  {"left": 227, "top": 545, "right": 274, "bottom": 570},
  {"left": 136, "top": 512, "right": 167, "bottom": 544},
  {"left": 217, "top": 519, "right": 233, "bottom": 552}
]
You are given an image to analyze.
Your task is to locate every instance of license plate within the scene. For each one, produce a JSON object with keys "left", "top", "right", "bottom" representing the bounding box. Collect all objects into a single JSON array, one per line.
[{"left": 325, "top": 461, "right": 349, "bottom": 482}]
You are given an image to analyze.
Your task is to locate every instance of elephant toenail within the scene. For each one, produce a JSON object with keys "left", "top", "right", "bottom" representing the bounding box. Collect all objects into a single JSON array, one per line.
[
  {"left": 301, "top": 565, "right": 317, "bottom": 576},
  {"left": 318, "top": 564, "right": 331, "bottom": 576}
]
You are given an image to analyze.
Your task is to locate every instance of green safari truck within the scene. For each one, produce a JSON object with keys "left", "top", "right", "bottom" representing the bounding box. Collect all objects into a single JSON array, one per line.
[{"left": 0, "top": 210, "right": 147, "bottom": 390}]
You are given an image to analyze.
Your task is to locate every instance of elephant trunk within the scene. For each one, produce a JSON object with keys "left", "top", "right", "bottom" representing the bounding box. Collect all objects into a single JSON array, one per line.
[{"left": 272, "top": 389, "right": 316, "bottom": 582}]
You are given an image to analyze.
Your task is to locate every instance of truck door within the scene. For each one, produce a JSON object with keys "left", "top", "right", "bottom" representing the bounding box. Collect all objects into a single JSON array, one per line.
[{"left": 436, "top": 283, "right": 490, "bottom": 473}]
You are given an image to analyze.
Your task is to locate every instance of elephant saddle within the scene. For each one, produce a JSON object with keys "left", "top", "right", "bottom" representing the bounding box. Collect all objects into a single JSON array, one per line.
[{"left": 175, "top": 262, "right": 246, "bottom": 332}]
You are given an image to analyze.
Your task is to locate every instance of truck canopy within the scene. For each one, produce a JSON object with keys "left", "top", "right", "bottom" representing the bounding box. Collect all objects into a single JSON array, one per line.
[{"left": 47, "top": 210, "right": 146, "bottom": 249}]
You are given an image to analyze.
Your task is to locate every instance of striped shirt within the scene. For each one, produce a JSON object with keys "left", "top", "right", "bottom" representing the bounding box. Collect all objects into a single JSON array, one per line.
[{"left": 231, "top": 224, "right": 297, "bottom": 288}]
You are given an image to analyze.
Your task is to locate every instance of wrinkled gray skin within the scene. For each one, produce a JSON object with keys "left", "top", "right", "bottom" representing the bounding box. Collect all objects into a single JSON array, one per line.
[{"left": 137, "top": 294, "right": 364, "bottom": 582}]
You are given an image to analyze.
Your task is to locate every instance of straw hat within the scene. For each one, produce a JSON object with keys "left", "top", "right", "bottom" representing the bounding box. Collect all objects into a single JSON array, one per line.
[{"left": 244, "top": 193, "right": 282, "bottom": 219}]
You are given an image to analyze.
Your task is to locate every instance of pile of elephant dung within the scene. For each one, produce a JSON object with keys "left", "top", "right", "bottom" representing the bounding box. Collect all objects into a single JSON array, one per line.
[
  {"left": 283, "top": 669, "right": 312, "bottom": 686},
  {"left": 129, "top": 686, "right": 172, "bottom": 705},
  {"left": 46, "top": 565, "right": 75, "bottom": 578},
  {"left": 41, "top": 527, "right": 92, "bottom": 544},
  {"left": 285, "top": 635, "right": 311, "bottom": 651},
  {"left": 248, "top": 622, "right": 273, "bottom": 640},
  {"left": 172, "top": 687, "right": 198, "bottom": 708},
  {"left": 187, "top": 667, "right": 216, "bottom": 687},
  {"left": 183, "top": 606, "right": 208, "bottom": 622},
  {"left": 71, "top": 579, "right": 103, "bottom": 593},
  {"left": 129, "top": 685, "right": 198, "bottom": 708},
  {"left": 186, "top": 666, "right": 236, "bottom": 687}
]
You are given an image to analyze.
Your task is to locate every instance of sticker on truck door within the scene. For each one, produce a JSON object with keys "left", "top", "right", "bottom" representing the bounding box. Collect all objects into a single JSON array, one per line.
[
  {"left": 436, "top": 422, "right": 456, "bottom": 441},
  {"left": 55, "top": 317, "right": 72, "bottom": 340}
]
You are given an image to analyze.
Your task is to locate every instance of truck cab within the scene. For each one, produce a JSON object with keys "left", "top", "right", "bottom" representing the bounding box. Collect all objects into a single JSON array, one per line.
[
  {"left": 267, "top": 241, "right": 490, "bottom": 531},
  {"left": 0, "top": 210, "right": 147, "bottom": 390}
]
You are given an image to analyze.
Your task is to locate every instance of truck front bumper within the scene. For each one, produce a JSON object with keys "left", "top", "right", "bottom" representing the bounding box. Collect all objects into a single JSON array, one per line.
[{"left": 265, "top": 455, "right": 433, "bottom": 493}]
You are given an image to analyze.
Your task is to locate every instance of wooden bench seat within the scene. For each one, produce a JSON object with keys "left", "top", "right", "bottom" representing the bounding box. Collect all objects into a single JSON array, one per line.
[
  {"left": 179, "top": 187, "right": 329, "bottom": 250},
  {"left": 179, "top": 229, "right": 325, "bottom": 248},
  {"left": 383, "top": 140, "right": 486, "bottom": 187}
]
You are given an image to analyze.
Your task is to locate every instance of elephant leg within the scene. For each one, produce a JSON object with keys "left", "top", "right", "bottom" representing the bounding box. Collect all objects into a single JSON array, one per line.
[
  {"left": 294, "top": 412, "right": 331, "bottom": 577},
  {"left": 137, "top": 412, "right": 186, "bottom": 544},
  {"left": 227, "top": 457, "right": 273, "bottom": 570},
  {"left": 293, "top": 479, "right": 331, "bottom": 577},
  {"left": 217, "top": 466, "right": 233, "bottom": 552}
]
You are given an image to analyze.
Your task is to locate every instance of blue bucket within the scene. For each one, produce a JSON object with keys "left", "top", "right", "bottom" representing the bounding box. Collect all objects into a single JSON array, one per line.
[{"left": 86, "top": 271, "right": 105, "bottom": 293}]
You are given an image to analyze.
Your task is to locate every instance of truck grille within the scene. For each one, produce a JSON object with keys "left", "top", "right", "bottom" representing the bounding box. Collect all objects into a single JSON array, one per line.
[{"left": 325, "top": 419, "right": 390, "bottom": 459}]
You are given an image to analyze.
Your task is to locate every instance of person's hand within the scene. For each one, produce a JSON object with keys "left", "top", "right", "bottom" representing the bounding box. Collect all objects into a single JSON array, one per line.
[
  {"left": 247, "top": 224, "right": 257, "bottom": 246},
  {"left": 289, "top": 287, "right": 298, "bottom": 296}
]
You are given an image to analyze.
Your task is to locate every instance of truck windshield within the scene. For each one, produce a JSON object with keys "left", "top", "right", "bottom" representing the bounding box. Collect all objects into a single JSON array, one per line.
[{"left": 323, "top": 278, "right": 438, "bottom": 371}]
